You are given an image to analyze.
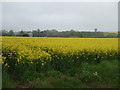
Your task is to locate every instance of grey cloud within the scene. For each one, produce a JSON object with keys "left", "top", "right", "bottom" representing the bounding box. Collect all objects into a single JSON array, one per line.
[{"left": 2, "top": 2, "right": 118, "bottom": 31}]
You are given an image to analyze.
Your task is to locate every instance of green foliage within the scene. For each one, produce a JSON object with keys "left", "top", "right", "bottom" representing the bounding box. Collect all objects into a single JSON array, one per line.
[
  {"left": 2, "top": 71, "right": 16, "bottom": 88},
  {"left": 20, "top": 70, "right": 45, "bottom": 83},
  {"left": 29, "top": 75, "right": 88, "bottom": 88},
  {"left": 79, "top": 60, "right": 118, "bottom": 87},
  {"left": 45, "top": 70, "right": 62, "bottom": 78}
]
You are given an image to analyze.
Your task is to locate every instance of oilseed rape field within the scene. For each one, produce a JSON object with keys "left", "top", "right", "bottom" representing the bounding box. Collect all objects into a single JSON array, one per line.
[{"left": 2, "top": 37, "right": 119, "bottom": 88}]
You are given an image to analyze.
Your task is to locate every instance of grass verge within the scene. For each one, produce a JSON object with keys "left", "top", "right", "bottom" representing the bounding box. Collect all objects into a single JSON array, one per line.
[{"left": 2, "top": 60, "right": 119, "bottom": 88}]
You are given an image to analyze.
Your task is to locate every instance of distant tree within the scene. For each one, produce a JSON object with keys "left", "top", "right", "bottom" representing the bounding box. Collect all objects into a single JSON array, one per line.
[
  {"left": 2, "top": 30, "right": 8, "bottom": 36},
  {"left": 51, "top": 29, "right": 58, "bottom": 32},
  {"left": 69, "top": 30, "right": 76, "bottom": 36},
  {"left": 32, "top": 30, "right": 37, "bottom": 37},
  {"left": 94, "top": 28, "right": 98, "bottom": 32},
  {"left": 19, "top": 30, "right": 25, "bottom": 35},
  {"left": 37, "top": 29, "right": 40, "bottom": 33},
  {"left": 0, "top": 30, "right": 2, "bottom": 36},
  {"left": 8, "top": 30, "right": 15, "bottom": 36},
  {"left": 37, "top": 29, "right": 41, "bottom": 36}
]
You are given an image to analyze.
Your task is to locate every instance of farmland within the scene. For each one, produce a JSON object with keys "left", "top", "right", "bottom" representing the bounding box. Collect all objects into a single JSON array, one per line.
[{"left": 2, "top": 37, "right": 119, "bottom": 88}]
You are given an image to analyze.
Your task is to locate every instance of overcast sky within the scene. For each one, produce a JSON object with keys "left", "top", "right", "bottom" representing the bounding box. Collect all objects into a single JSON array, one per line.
[{"left": 2, "top": 2, "right": 118, "bottom": 32}]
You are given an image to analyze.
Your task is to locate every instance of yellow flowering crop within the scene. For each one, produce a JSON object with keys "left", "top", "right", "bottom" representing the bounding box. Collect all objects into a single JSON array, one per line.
[{"left": 2, "top": 37, "right": 119, "bottom": 72}]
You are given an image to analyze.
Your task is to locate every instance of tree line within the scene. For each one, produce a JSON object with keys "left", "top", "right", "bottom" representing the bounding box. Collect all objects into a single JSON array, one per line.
[{"left": 1, "top": 29, "right": 118, "bottom": 38}]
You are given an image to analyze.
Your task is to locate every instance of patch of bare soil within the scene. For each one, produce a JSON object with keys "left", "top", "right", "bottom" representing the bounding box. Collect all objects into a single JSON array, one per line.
[{"left": 16, "top": 83, "right": 35, "bottom": 88}]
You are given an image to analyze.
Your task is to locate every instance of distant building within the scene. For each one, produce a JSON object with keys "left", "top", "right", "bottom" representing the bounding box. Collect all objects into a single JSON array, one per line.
[
  {"left": 103, "top": 32, "right": 118, "bottom": 38},
  {"left": 81, "top": 30, "right": 94, "bottom": 32},
  {"left": 27, "top": 33, "right": 33, "bottom": 37}
]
